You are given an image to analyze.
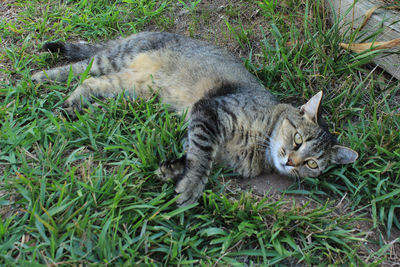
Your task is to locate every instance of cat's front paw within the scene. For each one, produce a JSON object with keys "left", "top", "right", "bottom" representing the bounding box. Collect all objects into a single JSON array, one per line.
[
  {"left": 155, "top": 158, "right": 185, "bottom": 182},
  {"left": 175, "top": 175, "right": 205, "bottom": 206},
  {"left": 61, "top": 99, "right": 81, "bottom": 119},
  {"left": 32, "top": 71, "right": 48, "bottom": 83}
]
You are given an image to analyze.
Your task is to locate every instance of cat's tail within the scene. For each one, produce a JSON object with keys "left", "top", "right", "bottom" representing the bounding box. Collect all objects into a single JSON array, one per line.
[{"left": 42, "top": 40, "right": 119, "bottom": 61}]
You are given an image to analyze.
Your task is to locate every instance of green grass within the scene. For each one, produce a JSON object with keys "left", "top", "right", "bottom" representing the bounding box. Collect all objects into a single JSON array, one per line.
[{"left": 1, "top": 0, "right": 399, "bottom": 265}]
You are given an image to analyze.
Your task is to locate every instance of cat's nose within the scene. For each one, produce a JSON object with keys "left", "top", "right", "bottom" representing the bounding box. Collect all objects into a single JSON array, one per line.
[
  {"left": 286, "top": 154, "right": 301, "bottom": 166},
  {"left": 286, "top": 157, "right": 295, "bottom": 166}
]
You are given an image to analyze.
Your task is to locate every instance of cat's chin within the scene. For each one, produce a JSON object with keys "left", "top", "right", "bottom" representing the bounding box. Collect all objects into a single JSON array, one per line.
[
  {"left": 269, "top": 143, "right": 293, "bottom": 177},
  {"left": 275, "top": 161, "right": 295, "bottom": 177}
]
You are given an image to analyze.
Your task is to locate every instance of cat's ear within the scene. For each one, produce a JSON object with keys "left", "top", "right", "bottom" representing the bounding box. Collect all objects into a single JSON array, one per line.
[
  {"left": 331, "top": 145, "right": 358, "bottom": 164},
  {"left": 301, "top": 91, "right": 323, "bottom": 123}
]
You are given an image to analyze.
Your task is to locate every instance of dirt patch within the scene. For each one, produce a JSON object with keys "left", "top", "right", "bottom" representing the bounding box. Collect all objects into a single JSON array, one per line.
[{"left": 232, "top": 173, "right": 315, "bottom": 207}]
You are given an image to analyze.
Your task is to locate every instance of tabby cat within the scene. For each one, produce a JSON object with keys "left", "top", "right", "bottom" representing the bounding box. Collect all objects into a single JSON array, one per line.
[{"left": 32, "top": 32, "right": 358, "bottom": 206}]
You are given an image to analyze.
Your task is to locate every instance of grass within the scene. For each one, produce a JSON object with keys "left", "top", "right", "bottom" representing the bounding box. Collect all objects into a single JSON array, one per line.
[{"left": 1, "top": 0, "right": 400, "bottom": 265}]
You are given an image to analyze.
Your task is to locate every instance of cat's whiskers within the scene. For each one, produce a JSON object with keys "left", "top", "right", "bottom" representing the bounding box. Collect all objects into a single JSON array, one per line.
[
  {"left": 278, "top": 148, "right": 285, "bottom": 158},
  {"left": 291, "top": 169, "right": 302, "bottom": 189},
  {"left": 254, "top": 142, "right": 269, "bottom": 148}
]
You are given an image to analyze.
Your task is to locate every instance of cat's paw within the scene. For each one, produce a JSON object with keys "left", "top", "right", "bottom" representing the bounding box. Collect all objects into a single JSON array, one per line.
[
  {"left": 31, "top": 71, "right": 48, "bottom": 83},
  {"left": 175, "top": 175, "right": 205, "bottom": 206},
  {"left": 61, "top": 99, "right": 80, "bottom": 119},
  {"left": 155, "top": 158, "right": 185, "bottom": 182}
]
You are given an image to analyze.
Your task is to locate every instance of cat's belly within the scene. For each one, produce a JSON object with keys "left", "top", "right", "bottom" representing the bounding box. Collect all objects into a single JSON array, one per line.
[{"left": 125, "top": 50, "right": 254, "bottom": 114}]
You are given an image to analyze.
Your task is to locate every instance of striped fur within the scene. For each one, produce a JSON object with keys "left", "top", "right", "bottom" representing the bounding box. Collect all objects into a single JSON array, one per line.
[{"left": 33, "top": 32, "right": 358, "bottom": 206}]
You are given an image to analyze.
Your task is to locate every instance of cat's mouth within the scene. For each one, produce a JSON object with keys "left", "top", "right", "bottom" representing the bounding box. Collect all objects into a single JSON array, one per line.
[
  {"left": 269, "top": 145, "right": 295, "bottom": 176},
  {"left": 279, "top": 160, "right": 295, "bottom": 173}
]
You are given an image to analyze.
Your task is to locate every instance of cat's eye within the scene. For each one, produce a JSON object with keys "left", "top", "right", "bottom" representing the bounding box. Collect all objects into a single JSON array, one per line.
[
  {"left": 294, "top": 132, "right": 303, "bottom": 147},
  {"left": 307, "top": 159, "right": 318, "bottom": 169}
]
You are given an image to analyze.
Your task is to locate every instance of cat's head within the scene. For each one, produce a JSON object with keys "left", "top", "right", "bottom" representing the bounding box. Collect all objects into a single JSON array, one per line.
[{"left": 269, "top": 91, "right": 358, "bottom": 178}]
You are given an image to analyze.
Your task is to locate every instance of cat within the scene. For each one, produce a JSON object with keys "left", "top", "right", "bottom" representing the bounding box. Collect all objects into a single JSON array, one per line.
[{"left": 32, "top": 31, "right": 358, "bottom": 206}]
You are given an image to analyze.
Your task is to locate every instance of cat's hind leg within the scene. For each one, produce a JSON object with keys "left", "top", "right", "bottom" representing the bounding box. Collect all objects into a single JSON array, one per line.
[
  {"left": 32, "top": 38, "right": 128, "bottom": 83},
  {"left": 32, "top": 58, "right": 97, "bottom": 83},
  {"left": 32, "top": 51, "right": 125, "bottom": 83},
  {"left": 62, "top": 71, "right": 155, "bottom": 115},
  {"left": 42, "top": 39, "right": 122, "bottom": 61}
]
